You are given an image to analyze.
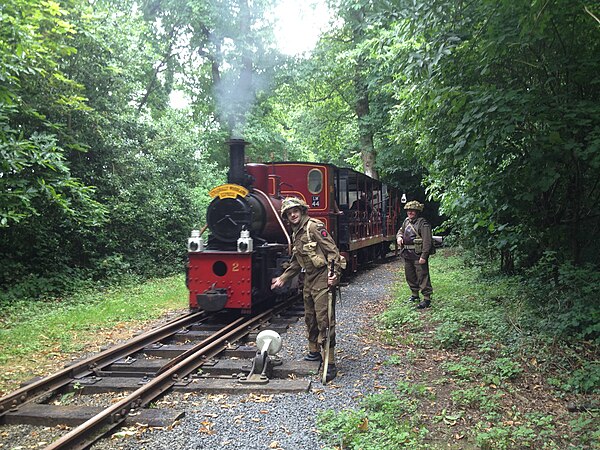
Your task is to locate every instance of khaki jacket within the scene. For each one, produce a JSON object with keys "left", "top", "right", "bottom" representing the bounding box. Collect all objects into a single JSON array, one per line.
[
  {"left": 279, "top": 215, "right": 342, "bottom": 291},
  {"left": 397, "top": 216, "right": 433, "bottom": 260}
]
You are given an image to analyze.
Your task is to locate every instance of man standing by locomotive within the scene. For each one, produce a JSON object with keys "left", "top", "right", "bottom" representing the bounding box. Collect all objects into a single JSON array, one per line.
[
  {"left": 396, "top": 200, "right": 434, "bottom": 309},
  {"left": 271, "top": 197, "right": 343, "bottom": 382}
]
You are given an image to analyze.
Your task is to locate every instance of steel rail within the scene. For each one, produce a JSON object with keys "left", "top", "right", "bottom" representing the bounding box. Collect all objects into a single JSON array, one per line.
[
  {"left": 45, "top": 296, "right": 300, "bottom": 450},
  {"left": 0, "top": 310, "right": 205, "bottom": 417}
]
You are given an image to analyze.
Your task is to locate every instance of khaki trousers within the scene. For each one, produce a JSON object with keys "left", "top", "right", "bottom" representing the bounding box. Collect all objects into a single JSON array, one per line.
[
  {"left": 403, "top": 259, "right": 433, "bottom": 300},
  {"left": 303, "top": 285, "right": 336, "bottom": 355}
]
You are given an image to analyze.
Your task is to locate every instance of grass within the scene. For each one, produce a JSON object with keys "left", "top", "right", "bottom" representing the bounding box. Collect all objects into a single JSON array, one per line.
[
  {"left": 0, "top": 275, "right": 187, "bottom": 394},
  {"left": 317, "top": 249, "right": 600, "bottom": 449},
  {"left": 318, "top": 384, "right": 429, "bottom": 450}
]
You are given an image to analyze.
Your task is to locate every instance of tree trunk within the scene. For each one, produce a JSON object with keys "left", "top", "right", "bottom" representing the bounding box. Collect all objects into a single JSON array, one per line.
[
  {"left": 351, "top": 7, "right": 378, "bottom": 180},
  {"left": 359, "top": 127, "right": 377, "bottom": 178},
  {"left": 500, "top": 249, "right": 514, "bottom": 273},
  {"left": 568, "top": 153, "right": 582, "bottom": 265}
]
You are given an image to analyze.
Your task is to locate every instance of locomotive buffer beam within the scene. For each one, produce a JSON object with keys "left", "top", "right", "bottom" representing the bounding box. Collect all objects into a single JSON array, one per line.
[{"left": 239, "top": 330, "right": 282, "bottom": 384}]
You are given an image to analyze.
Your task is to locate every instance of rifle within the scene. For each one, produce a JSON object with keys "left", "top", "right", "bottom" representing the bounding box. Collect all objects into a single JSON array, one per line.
[{"left": 322, "top": 260, "right": 335, "bottom": 384}]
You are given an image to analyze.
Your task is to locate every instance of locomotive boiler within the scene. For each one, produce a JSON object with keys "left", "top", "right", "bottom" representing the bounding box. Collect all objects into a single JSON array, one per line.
[{"left": 187, "top": 139, "right": 403, "bottom": 314}]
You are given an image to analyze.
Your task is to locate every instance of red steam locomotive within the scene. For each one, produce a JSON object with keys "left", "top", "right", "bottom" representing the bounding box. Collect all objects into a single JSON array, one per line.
[{"left": 186, "top": 140, "right": 402, "bottom": 314}]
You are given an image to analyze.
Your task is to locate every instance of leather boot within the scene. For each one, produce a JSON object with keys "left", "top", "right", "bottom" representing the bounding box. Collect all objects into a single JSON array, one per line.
[
  {"left": 417, "top": 299, "right": 431, "bottom": 309},
  {"left": 304, "top": 351, "right": 322, "bottom": 362},
  {"left": 325, "top": 364, "right": 337, "bottom": 382}
]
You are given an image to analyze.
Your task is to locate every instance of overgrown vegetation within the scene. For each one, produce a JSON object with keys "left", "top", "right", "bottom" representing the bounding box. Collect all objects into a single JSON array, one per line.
[
  {"left": 318, "top": 384, "right": 429, "bottom": 449},
  {"left": 318, "top": 250, "right": 599, "bottom": 449},
  {"left": 1, "top": 0, "right": 232, "bottom": 301}
]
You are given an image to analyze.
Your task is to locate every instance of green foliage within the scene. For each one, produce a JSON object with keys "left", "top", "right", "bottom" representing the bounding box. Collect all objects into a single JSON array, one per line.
[
  {"left": 257, "top": 0, "right": 415, "bottom": 176},
  {"left": 395, "top": 380, "right": 436, "bottom": 401},
  {"left": 0, "top": 0, "right": 106, "bottom": 228},
  {"left": 451, "top": 385, "right": 501, "bottom": 413},
  {"left": 378, "top": 249, "right": 598, "bottom": 447},
  {"left": 377, "top": 292, "right": 420, "bottom": 328},
  {"left": 568, "top": 415, "right": 600, "bottom": 447},
  {"left": 433, "top": 321, "right": 468, "bottom": 349},
  {"left": 475, "top": 411, "right": 557, "bottom": 450},
  {"left": 483, "top": 357, "right": 523, "bottom": 386},
  {"left": 567, "top": 361, "right": 600, "bottom": 395},
  {"left": 261, "top": 51, "right": 359, "bottom": 166},
  {"left": 376, "top": 293, "right": 421, "bottom": 344},
  {"left": 0, "top": 130, "right": 106, "bottom": 226},
  {"left": 391, "top": 250, "right": 599, "bottom": 396},
  {"left": 523, "top": 252, "right": 600, "bottom": 342},
  {"left": 375, "top": 0, "right": 600, "bottom": 269},
  {"left": 549, "top": 361, "right": 600, "bottom": 395},
  {"left": 0, "top": 0, "right": 79, "bottom": 105},
  {"left": 383, "top": 354, "right": 401, "bottom": 366},
  {"left": 0, "top": 269, "right": 93, "bottom": 303},
  {"left": 0, "top": 275, "right": 187, "bottom": 364},
  {"left": 441, "top": 356, "right": 481, "bottom": 381},
  {"left": 441, "top": 353, "right": 523, "bottom": 388},
  {"left": 80, "top": 109, "right": 224, "bottom": 278},
  {"left": 318, "top": 388, "right": 427, "bottom": 450},
  {"left": 0, "top": 0, "right": 227, "bottom": 297}
]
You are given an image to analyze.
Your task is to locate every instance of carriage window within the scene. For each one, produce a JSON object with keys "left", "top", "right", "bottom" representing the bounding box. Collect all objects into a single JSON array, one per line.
[
  {"left": 308, "top": 169, "right": 323, "bottom": 194},
  {"left": 338, "top": 178, "right": 348, "bottom": 207}
]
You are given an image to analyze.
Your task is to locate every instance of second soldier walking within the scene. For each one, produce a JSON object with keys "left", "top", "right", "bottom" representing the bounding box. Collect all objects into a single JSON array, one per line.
[{"left": 396, "top": 200, "right": 435, "bottom": 309}]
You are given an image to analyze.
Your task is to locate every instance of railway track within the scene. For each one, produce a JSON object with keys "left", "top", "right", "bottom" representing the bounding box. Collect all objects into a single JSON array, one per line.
[{"left": 0, "top": 296, "right": 311, "bottom": 450}]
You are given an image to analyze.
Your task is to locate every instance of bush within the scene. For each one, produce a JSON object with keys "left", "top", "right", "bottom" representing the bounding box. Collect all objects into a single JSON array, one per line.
[
  {"left": 0, "top": 268, "right": 92, "bottom": 305},
  {"left": 524, "top": 252, "right": 600, "bottom": 342}
]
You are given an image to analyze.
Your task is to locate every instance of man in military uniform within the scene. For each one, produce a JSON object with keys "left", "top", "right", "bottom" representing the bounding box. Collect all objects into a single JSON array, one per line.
[
  {"left": 271, "top": 197, "right": 343, "bottom": 382},
  {"left": 396, "top": 200, "right": 434, "bottom": 309}
]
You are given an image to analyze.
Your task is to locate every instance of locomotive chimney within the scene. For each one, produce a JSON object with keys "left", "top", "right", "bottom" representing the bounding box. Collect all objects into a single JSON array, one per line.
[{"left": 227, "top": 139, "right": 252, "bottom": 187}]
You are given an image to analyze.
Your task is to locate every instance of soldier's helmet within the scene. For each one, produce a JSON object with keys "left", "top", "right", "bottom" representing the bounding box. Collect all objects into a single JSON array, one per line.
[
  {"left": 404, "top": 200, "right": 424, "bottom": 211},
  {"left": 281, "top": 197, "right": 309, "bottom": 218}
]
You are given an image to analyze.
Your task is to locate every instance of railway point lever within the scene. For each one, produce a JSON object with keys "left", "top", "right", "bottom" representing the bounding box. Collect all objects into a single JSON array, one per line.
[{"left": 239, "top": 330, "right": 282, "bottom": 384}]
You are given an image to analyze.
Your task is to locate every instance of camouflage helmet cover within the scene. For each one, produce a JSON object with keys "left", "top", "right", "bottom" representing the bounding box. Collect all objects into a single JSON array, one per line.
[
  {"left": 281, "top": 196, "right": 309, "bottom": 218},
  {"left": 404, "top": 200, "right": 424, "bottom": 211}
]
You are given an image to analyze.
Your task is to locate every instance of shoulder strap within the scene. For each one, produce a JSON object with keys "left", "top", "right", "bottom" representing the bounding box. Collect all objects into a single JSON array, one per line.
[
  {"left": 406, "top": 219, "right": 422, "bottom": 238},
  {"left": 306, "top": 220, "right": 313, "bottom": 242}
]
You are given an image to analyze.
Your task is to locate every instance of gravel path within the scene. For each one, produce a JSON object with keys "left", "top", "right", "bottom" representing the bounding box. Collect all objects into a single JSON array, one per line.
[{"left": 94, "top": 259, "right": 404, "bottom": 450}]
